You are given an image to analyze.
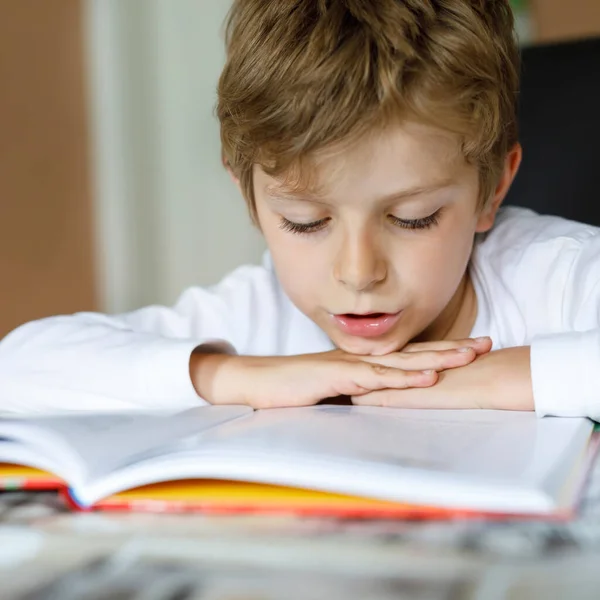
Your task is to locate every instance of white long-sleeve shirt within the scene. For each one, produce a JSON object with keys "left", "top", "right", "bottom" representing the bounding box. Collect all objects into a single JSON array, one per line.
[{"left": 0, "top": 207, "right": 599, "bottom": 418}]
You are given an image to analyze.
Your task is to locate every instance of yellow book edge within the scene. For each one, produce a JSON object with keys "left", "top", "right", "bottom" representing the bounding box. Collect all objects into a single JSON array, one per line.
[{"left": 0, "top": 462, "right": 458, "bottom": 517}]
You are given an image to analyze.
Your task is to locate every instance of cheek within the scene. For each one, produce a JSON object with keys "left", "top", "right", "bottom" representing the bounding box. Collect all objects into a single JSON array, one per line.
[
  {"left": 271, "top": 251, "right": 325, "bottom": 314},
  {"left": 400, "top": 222, "right": 475, "bottom": 300},
  {"left": 260, "top": 229, "right": 327, "bottom": 310}
]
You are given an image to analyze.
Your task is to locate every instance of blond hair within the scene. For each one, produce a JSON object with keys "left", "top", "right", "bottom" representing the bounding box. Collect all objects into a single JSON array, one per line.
[{"left": 217, "top": 0, "right": 520, "bottom": 220}]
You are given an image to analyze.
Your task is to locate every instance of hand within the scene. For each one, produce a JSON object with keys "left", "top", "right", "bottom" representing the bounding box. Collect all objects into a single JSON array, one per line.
[
  {"left": 352, "top": 346, "right": 534, "bottom": 411},
  {"left": 189, "top": 337, "right": 491, "bottom": 409},
  {"left": 399, "top": 336, "right": 493, "bottom": 356}
]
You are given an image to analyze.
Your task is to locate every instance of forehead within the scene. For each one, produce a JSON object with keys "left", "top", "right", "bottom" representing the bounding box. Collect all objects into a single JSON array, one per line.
[{"left": 258, "top": 122, "right": 466, "bottom": 200}]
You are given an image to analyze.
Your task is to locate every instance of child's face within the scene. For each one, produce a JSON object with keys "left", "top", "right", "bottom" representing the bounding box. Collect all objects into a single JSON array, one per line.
[{"left": 251, "top": 122, "right": 513, "bottom": 355}]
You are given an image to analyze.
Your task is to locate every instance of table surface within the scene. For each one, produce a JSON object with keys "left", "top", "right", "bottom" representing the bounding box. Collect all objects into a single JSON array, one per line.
[{"left": 2, "top": 455, "right": 600, "bottom": 600}]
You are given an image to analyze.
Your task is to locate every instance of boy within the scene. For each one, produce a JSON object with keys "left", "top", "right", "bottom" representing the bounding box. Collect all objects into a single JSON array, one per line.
[{"left": 0, "top": 0, "right": 599, "bottom": 418}]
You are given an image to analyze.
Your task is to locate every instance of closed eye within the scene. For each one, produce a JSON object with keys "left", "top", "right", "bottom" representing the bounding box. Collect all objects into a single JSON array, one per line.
[
  {"left": 279, "top": 209, "right": 442, "bottom": 236},
  {"left": 279, "top": 217, "right": 330, "bottom": 235},
  {"left": 388, "top": 209, "right": 442, "bottom": 230}
]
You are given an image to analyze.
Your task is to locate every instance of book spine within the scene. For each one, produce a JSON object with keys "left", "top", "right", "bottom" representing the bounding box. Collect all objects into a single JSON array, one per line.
[{"left": 61, "top": 488, "right": 93, "bottom": 512}]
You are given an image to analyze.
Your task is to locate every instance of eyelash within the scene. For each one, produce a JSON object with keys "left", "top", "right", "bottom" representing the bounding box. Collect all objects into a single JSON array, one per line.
[
  {"left": 279, "top": 209, "right": 442, "bottom": 236},
  {"left": 279, "top": 218, "right": 330, "bottom": 235},
  {"left": 387, "top": 210, "right": 442, "bottom": 231}
]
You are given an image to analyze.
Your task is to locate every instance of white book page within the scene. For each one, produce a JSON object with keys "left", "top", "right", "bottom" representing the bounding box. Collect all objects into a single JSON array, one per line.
[
  {"left": 0, "top": 406, "right": 252, "bottom": 486},
  {"left": 196, "top": 405, "right": 589, "bottom": 483},
  {"left": 0, "top": 440, "right": 64, "bottom": 476},
  {"left": 84, "top": 405, "right": 592, "bottom": 512}
]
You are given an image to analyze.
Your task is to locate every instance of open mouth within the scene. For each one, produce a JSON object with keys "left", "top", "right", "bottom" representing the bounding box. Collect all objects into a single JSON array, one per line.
[{"left": 332, "top": 312, "right": 402, "bottom": 338}]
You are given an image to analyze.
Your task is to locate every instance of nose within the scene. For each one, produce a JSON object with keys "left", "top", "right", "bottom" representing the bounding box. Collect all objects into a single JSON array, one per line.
[{"left": 333, "top": 229, "right": 388, "bottom": 292}]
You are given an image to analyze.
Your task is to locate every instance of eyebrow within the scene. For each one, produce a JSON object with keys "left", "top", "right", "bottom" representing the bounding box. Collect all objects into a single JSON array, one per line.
[
  {"left": 264, "top": 186, "right": 326, "bottom": 203},
  {"left": 264, "top": 179, "right": 455, "bottom": 204}
]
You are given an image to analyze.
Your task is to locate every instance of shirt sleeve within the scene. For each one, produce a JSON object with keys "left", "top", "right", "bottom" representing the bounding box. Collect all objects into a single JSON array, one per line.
[
  {"left": 0, "top": 262, "right": 282, "bottom": 413},
  {"left": 531, "top": 231, "right": 600, "bottom": 420},
  {"left": 531, "top": 329, "right": 600, "bottom": 419}
]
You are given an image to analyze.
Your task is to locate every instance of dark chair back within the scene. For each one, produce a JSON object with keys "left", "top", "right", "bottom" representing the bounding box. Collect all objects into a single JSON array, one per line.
[{"left": 506, "top": 37, "right": 600, "bottom": 226}]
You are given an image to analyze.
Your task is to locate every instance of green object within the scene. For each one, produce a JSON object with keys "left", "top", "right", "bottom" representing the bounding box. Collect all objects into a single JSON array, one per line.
[
  {"left": 1, "top": 478, "right": 23, "bottom": 490},
  {"left": 510, "top": 0, "right": 528, "bottom": 12}
]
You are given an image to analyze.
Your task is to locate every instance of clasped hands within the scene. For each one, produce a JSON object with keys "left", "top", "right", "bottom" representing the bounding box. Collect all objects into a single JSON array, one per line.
[{"left": 191, "top": 336, "right": 534, "bottom": 411}]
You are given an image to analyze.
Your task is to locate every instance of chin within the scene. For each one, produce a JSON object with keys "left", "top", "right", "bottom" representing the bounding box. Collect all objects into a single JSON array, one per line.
[{"left": 335, "top": 336, "right": 403, "bottom": 356}]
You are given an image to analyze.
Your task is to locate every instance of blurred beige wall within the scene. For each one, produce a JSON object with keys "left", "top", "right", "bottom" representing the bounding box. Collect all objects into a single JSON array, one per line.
[
  {"left": 0, "top": 0, "right": 96, "bottom": 337},
  {"left": 532, "top": 0, "right": 600, "bottom": 43}
]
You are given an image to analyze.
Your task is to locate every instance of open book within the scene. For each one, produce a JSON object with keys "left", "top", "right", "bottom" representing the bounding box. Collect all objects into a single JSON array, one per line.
[{"left": 0, "top": 405, "right": 595, "bottom": 518}]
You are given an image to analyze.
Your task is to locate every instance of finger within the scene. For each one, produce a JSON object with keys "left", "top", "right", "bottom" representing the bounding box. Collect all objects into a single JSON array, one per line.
[
  {"left": 402, "top": 337, "right": 492, "bottom": 355},
  {"left": 401, "top": 337, "right": 490, "bottom": 353},
  {"left": 351, "top": 389, "right": 426, "bottom": 408},
  {"left": 360, "top": 347, "right": 477, "bottom": 372},
  {"left": 352, "top": 388, "right": 481, "bottom": 409},
  {"left": 348, "top": 362, "right": 438, "bottom": 395}
]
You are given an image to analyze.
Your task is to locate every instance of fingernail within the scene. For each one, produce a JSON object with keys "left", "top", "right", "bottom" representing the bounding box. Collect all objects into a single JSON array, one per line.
[
  {"left": 458, "top": 347, "right": 473, "bottom": 353},
  {"left": 422, "top": 370, "right": 436, "bottom": 375},
  {"left": 475, "top": 336, "right": 491, "bottom": 342}
]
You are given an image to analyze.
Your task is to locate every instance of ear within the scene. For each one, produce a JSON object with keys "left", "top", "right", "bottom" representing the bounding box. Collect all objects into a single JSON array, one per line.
[
  {"left": 222, "top": 154, "right": 243, "bottom": 193},
  {"left": 476, "top": 143, "right": 522, "bottom": 233}
]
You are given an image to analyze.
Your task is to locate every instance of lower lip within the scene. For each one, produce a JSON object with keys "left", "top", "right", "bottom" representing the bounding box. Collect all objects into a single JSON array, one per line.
[{"left": 332, "top": 312, "right": 402, "bottom": 338}]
